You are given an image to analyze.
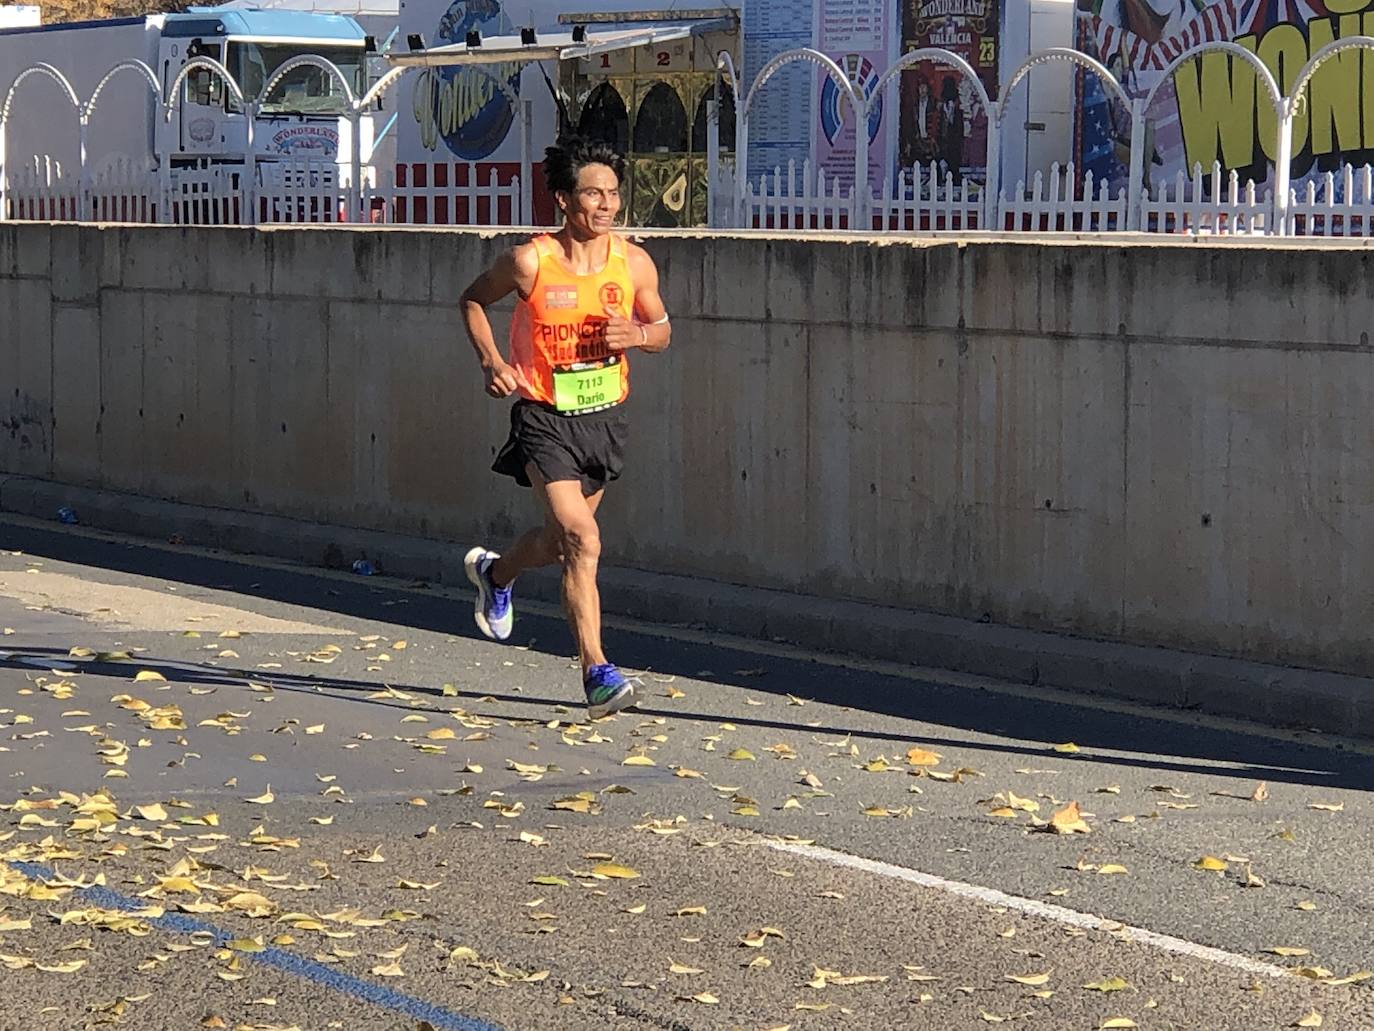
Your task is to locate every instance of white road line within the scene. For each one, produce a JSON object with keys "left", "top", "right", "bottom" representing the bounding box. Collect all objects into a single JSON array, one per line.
[{"left": 762, "top": 838, "right": 1293, "bottom": 980}]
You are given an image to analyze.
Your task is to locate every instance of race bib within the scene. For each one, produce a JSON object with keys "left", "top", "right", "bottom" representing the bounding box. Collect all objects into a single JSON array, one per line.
[{"left": 551, "top": 355, "right": 624, "bottom": 415}]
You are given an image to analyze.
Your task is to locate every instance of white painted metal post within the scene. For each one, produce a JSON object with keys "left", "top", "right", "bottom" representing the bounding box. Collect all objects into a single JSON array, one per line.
[
  {"left": 853, "top": 96, "right": 869, "bottom": 230},
  {"left": 1274, "top": 104, "right": 1294, "bottom": 236},
  {"left": 0, "top": 118, "right": 8, "bottom": 222},
  {"left": 348, "top": 108, "right": 362, "bottom": 222},
  {"left": 706, "top": 96, "right": 720, "bottom": 227},
  {"left": 1126, "top": 99, "right": 1144, "bottom": 231},
  {"left": 736, "top": 110, "right": 749, "bottom": 229},
  {"left": 984, "top": 112, "right": 1001, "bottom": 230},
  {"left": 77, "top": 118, "right": 90, "bottom": 221},
  {"left": 243, "top": 101, "right": 258, "bottom": 226},
  {"left": 519, "top": 98, "right": 532, "bottom": 225}
]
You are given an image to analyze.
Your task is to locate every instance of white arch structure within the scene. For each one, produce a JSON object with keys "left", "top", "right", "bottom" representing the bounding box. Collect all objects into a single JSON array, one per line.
[
  {"left": 734, "top": 47, "right": 865, "bottom": 226},
  {"left": 0, "top": 50, "right": 428, "bottom": 223},
  {"left": 712, "top": 36, "right": 1374, "bottom": 235},
  {"left": 5, "top": 37, "right": 1374, "bottom": 233}
]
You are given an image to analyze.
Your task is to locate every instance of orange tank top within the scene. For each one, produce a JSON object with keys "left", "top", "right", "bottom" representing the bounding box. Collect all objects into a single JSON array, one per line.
[{"left": 509, "top": 233, "right": 633, "bottom": 413}]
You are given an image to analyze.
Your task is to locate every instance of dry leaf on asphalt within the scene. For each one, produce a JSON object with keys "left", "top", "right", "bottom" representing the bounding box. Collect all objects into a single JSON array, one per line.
[
  {"left": 1083, "top": 976, "right": 1131, "bottom": 992},
  {"left": 591, "top": 863, "right": 639, "bottom": 880},
  {"left": 1048, "top": 801, "right": 1091, "bottom": 834},
  {"left": 1294, "top": 1014, "right": 1323, "bottom": 1028}
]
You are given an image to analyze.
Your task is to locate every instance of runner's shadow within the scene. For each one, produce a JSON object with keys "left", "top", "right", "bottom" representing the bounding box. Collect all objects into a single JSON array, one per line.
[
  {"left": 5, "top": 518, "right": 1374, "bottom": 794},
  {"left": 0, "top": 643, "right": 1361, "bottom": 793}
]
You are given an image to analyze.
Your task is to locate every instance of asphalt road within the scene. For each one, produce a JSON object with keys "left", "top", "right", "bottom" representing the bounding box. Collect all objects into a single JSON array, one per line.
[{"left": 0, "top": 515, "right": 1372, "bottom": 1031}]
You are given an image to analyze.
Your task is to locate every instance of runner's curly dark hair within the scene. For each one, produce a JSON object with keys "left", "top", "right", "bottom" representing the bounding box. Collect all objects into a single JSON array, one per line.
[{"left": 543, "top": 136, "right": 626, "bottom": 195}]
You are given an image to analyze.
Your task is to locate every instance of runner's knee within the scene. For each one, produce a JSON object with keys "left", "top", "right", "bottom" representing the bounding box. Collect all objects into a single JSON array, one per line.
[{"left": 560, "top": 521, "right": 600, "bottom": 564}]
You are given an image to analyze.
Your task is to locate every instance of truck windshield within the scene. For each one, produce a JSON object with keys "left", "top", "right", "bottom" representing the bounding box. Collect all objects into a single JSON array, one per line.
[{"left": 231, "top": 42, "right": 364, "bottom": 112}]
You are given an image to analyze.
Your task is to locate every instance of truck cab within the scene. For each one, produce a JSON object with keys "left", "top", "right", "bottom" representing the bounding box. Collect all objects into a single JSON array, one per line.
[{"left": 158, "top": 9, "right": 373, "bottom": 168}]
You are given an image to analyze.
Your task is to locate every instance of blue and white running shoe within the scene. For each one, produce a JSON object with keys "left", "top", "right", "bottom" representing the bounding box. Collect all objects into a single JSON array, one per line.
[
  {"left": 584, "top": 663, "right": 635, "bottom": 719},
  {"left": 463, "top": 546, "right": 513, "bottom": 640}
]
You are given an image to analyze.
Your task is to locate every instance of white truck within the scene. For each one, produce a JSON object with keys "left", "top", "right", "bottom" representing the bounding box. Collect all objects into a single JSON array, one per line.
[{"left": 0, "top": 8, "right": 378, "bottom": 197}]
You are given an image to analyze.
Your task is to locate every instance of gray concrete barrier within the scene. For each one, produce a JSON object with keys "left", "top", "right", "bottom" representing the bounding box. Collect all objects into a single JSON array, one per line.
[{"left": 4, "top": 222, "right": 1374, "bottom": 731}]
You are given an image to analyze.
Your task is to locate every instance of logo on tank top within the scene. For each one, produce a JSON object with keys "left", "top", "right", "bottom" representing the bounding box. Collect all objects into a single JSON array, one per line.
[
  {"left": 545, "top": 285, "right": 579, "bottom": 310},
  {"left": 599, "top": 281, "right": 626, "bottom": 313}
]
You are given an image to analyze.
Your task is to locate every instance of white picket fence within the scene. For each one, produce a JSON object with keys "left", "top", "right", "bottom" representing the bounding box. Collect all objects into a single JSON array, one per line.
[
  {"left": 388, "top": 163, "right": 521, "bottom": 226},
  {"left": 9, "top": 149, "right": 1374, "bottom": 238},
  {"left": 872, "top": 162, "right": 981, "bottom": 232},
  {"left": 726, "top": 159, "right": 1374, "bottom": 238},
  {"left": 1289, "top": 164, "right": 1374, "bottom": 238},
  {"left": 1000, "top": 163, "right": 1129, "bottom": 233},
  {"left": 1, "top": 156, "right": 518, "bottom": 227},
  {"left": 4, "top": 156, "right": 80, "bottom": 222},
  {"left": 738, "top": 160, "right": 856, "bottom": 231},
  {"left": 1139, "top": 162, "right": 1272, "bottom": 235}
]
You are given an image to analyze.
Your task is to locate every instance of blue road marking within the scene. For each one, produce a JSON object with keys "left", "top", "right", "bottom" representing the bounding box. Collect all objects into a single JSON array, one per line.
[{"left": 8, "top": 860, "right": 505, "bottom": 1031}]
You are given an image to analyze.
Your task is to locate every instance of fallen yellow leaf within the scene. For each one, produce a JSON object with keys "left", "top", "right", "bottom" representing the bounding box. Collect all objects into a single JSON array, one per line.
[
  {"left": 1294, "top": 1013, "right": 1323, "bottom": 1028},
  {"left": 592, "top": 863, "right": 640, "bottom": 880},
  {"left": 1083, "top": 976, "right": 1131, "bottom": 992},
  {"left": 1194, "top": 855, "right": 1228, "bottom": 872},
  {"left": 1048, "top": 801, "right": 1091, "bottom": 834}
]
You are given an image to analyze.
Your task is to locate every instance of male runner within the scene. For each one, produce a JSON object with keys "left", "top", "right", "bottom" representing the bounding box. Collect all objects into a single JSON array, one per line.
[{"left": 458, "top": 136, "right": 671, "bottom": 719}]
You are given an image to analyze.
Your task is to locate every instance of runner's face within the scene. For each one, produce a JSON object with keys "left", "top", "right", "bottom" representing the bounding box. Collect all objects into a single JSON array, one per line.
[{"left": 559, "top": 162, "right": 621, "bottom": 235}]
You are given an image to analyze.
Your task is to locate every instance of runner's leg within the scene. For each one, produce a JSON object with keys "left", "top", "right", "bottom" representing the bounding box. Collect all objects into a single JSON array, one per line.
[
  {"left": 523, "top": 466, "right": 607, "bottom": 673},
  {"left": 490, "top": 489, "right": 604, "bottom": 587}
]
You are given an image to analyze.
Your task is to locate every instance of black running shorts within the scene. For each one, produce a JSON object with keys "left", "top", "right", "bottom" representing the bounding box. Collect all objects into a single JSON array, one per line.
[{"left": 492, "top": 399, "right": 629, "bottom": 496}]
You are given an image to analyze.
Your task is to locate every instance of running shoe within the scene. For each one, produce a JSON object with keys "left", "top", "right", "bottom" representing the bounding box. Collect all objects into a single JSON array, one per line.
[
  {"left": 463, "top": 546, "right": 513, "bottom": 640},
  {"left": 584, "top": 663, "right": 635, "bottom": 719}
]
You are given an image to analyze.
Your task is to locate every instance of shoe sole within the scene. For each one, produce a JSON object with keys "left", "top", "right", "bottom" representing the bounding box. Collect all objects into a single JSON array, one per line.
[
  {"left": 463, "top": 546, "right": 496, "bottom": 640},
  {"left": 587, "top": 682, "right": 635, "bottom": 720}
]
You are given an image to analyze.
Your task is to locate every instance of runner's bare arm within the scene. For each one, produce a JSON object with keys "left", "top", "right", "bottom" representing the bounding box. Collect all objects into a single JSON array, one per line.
[
  {"left": 605, "top": 243, "right": 671, "bottom": 354},
  {"left": 460, "top": 244, "right": 539, "bottom": 397}
]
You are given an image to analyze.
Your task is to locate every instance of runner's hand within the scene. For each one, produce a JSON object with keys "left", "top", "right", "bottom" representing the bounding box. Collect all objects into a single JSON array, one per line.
[
  {"left": 484, "top": 361, "right": 521, "bottom": 398},
  {"left": 603, "top": 307, "right": 644, "bottom": 352}
]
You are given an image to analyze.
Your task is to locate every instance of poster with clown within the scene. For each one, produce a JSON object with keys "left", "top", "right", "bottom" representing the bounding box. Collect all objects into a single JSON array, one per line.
[{"left": 1075, "top": 0, "right": 1372, "bottom": 197}]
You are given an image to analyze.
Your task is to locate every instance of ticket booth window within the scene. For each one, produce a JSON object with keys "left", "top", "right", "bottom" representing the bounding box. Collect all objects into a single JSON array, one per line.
[
  {"left": 578, "top": 82, "right": 629, "bottom": 154},
  {"left": 633, "top": 82, "right": 688, "bottom": 153}
]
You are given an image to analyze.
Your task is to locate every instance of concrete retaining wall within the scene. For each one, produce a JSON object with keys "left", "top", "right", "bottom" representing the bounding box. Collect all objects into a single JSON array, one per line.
[{"left": 4, "top": 222, "right": 1374, "bottom": 679}]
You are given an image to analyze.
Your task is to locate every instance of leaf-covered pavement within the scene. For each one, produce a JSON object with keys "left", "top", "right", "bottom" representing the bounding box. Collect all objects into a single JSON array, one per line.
[{"left": 1, "top": 520, "right": 1373, "bottom": 1030}]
